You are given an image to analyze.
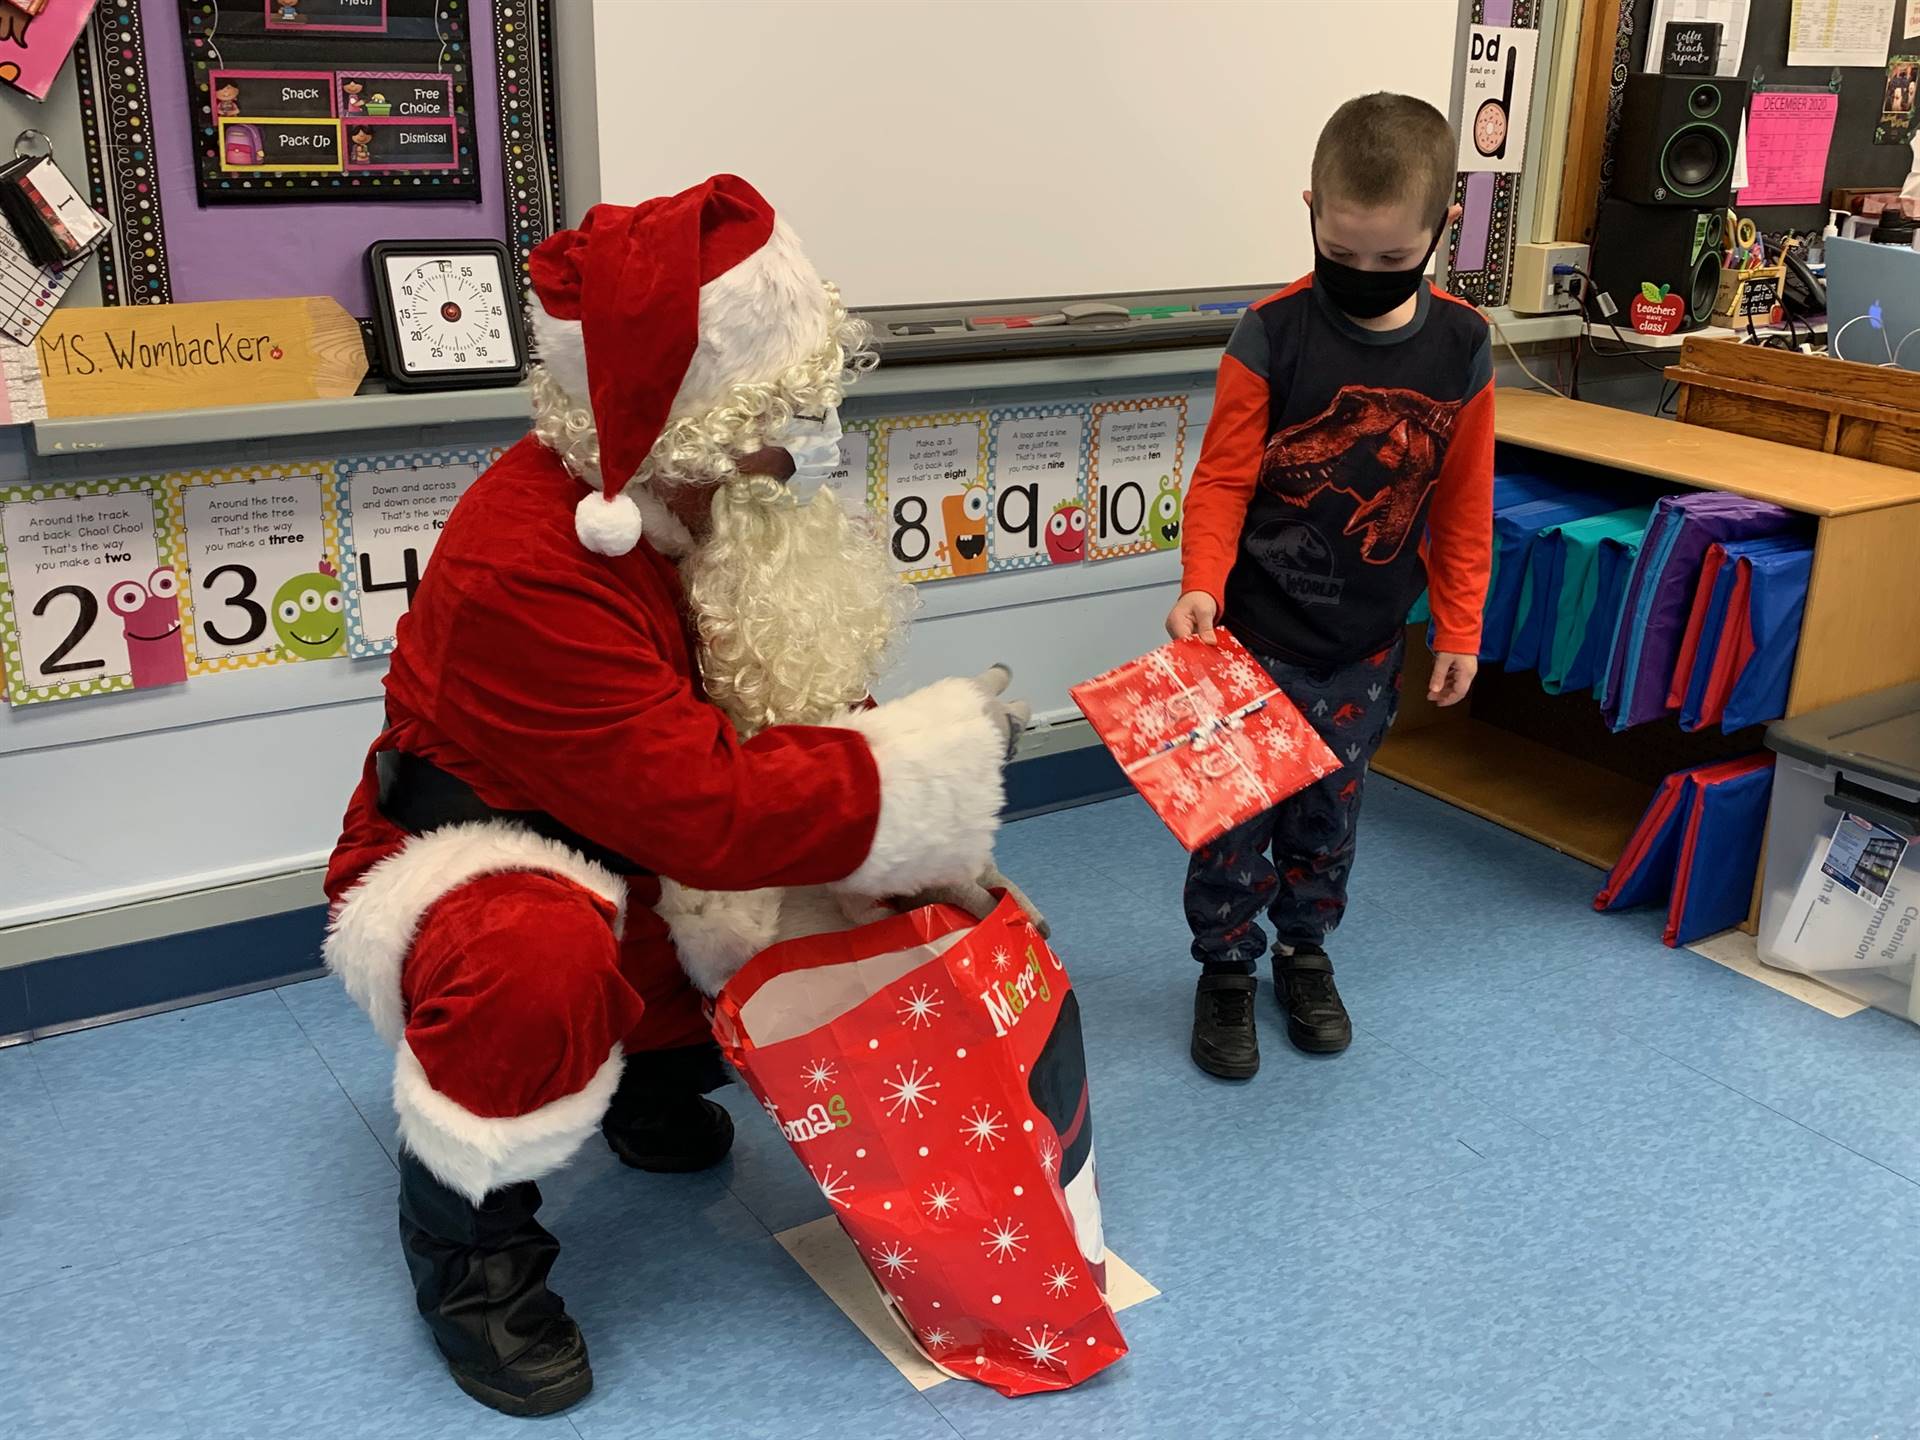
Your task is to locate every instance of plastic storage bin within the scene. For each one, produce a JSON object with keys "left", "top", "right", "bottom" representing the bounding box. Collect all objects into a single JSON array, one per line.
[{"left": 1760, "top": 683, "right": 1920, "bottom": 1021}]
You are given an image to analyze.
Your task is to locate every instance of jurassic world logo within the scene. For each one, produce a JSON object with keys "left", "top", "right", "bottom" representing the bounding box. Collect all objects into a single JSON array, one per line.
[{"left": 1245, "top": 518, "right": 1345, "bottom": 606}]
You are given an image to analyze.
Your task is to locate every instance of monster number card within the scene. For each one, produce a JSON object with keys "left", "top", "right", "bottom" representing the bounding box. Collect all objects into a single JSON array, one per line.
[
  {"left": 332, "top": 449, "right": 487, "bottom": 656},
  {"left": 818, "top": 422, "right": 874, "bottom": 523},
  {"left": 872, "top": 413, "right": 989, "bottom": 583},
  {"left": 1087, "top": 397, "right": 1188, "bottom": 562},
  {"left": 168, "top": 463, "right": 345, "bottom": 670},
  {"left": 986, "top": 405, "right": 1090, "bottom": 572},
  {"left": 0, "top": 481, "right": 187, "bottom": 707}
]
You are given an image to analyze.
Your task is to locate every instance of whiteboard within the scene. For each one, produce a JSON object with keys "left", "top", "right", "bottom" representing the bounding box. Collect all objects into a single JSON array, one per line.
[{"left": 592, "top": 0, "right": 1459, "bottom": 308}]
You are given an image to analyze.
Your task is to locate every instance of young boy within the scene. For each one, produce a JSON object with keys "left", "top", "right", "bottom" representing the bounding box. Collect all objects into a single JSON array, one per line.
[{"left": 1167, "top": 93, "right": 1494, "bottom": 1078}]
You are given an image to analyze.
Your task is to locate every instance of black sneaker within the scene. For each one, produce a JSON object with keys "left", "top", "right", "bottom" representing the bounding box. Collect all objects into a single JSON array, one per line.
[
  {"left": 1191, "top": 972, "right": 1260, "bottom": 1079},
  {"left": 1276, "top": 947, "right": 1352, "bottom": 1054}
]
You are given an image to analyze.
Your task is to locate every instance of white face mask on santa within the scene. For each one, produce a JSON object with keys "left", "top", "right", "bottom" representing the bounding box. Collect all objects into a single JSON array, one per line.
[{"left": 778, "top": 407, "right": 844, "bottom": 498}]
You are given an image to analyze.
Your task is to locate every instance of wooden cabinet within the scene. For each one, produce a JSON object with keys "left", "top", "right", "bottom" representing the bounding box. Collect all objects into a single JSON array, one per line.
[
  {"left": 1373, "top": 391, "right": 1920, "bottom": 884},
  {"left": 1668, "top": 337, "right": 1920, "bottom": 474}
]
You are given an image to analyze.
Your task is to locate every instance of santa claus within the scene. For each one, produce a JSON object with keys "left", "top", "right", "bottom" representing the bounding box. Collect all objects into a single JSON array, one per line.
[{"left": 322, "top": 176, "right": 1029, "bottom": 1417}]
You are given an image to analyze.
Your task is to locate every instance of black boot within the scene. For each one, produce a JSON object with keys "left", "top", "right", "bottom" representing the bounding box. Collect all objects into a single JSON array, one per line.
[
  {"left": 602, "top": 1044, "right": 735, "bottom": 1173},
  {"left": 396, "top": 1150, "right": 592, "bottom": 1417}
]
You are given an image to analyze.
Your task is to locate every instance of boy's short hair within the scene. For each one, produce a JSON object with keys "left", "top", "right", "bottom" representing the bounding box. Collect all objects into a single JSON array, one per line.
[{"left": 1311, "top": 93, "right": 1457, "bottom": 227}]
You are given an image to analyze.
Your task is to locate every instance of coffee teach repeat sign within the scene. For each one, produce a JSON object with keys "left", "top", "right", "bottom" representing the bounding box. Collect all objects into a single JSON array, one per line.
[{"left": 31, "top": 298, "right": 369, "bottom": 419}]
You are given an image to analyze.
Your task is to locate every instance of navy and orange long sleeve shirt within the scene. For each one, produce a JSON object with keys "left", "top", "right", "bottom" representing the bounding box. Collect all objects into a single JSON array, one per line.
[{"left": 1181, "top": 278, "right": 1495, "bottom": 666}]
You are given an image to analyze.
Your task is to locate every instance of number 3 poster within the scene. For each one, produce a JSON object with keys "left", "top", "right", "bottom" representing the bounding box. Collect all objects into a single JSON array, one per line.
[
  {"left": 167, "top": 463, "right": 345, "bottom": 670},
  {"left": 0, "top": 480, "right": 187, "bottom": 707}
]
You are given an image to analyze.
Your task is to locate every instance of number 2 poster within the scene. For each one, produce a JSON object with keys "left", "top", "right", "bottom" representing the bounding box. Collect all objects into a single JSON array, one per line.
[
  {"left": 167, "top": 463, "right": 344, "bottom": 670},
  {"left": 333, "top": 448, "right": 487, "bottom": 656},
  {"left": 0, "top": 480, "right": 187, "bottom": 707}
]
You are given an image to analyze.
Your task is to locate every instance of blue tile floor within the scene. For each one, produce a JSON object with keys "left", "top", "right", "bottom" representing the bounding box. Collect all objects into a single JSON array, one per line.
[{"left": 7, "top": 780, "right": 1920, "bottom": 1438}]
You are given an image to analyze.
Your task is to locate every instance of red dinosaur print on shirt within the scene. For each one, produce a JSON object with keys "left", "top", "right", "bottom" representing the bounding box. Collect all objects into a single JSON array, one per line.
[
  {"left": 1257, "top": 386, "right": 1465, "bottom": 564},
  {"left": 1329, "top": 702, "right": 1366, "bottom": 727}
]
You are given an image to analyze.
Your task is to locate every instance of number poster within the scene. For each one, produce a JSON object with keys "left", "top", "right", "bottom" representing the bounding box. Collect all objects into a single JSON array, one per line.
[
  {"left": 333, "top": 448, "right": 488, "bottom": 655},
  {"left": 871, "top": 412, "right": 990, "bottom": 584},
  {"left": 0, "top": 480, "right": 185, "bottom": 707},
  {"left": 166, "top": 462, "right": 345, "bottom": 671},
  {"left": 1087, "top": 397, "right": 1188, "bottom": 562},
  {"left": 0, "top": 392, "right": 1192, "bottom": 707}
]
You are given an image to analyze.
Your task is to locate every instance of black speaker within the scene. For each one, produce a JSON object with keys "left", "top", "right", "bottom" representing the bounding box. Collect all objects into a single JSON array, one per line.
[
  {"left": 1589, "top": 199, "right": 1725, "bottom": 332},
  {"left": 1610, "top": 73, "right": 1747, "bottom": 207}
]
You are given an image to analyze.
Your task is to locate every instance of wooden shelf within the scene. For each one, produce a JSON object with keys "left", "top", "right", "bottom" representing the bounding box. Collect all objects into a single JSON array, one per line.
[
  {"left": 1495, "top": 390, "right": 1920, "bottom": 517},
  {"left": 1374, "top": 716, "right": 1650, "bottom": 872}
]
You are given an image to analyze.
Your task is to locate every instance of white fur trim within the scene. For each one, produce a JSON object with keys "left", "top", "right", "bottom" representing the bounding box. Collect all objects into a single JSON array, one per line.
[
  {"left": 837, "top": 679, "right": 1004, "bottom": 898},
  {"left": 576, "top": 490, "right": 644, "bottom": 557},
  {"left": 325, "top": 821, "right": 628, "bottom": 1048},
  {"left": 674, "top": 219, "right": 831, "bottom": 420},
  {"left": 394, "top": 1041, "right": 623, "bottom": 1202},
  {"left": 656, "top": 882, "right": 782, "bottom": 997},
  {"left": 527, "top": 307, "right": 588, "bottom": 406},
  {"left": 628, "top": 482, "right": 694, "bottom": 559}
]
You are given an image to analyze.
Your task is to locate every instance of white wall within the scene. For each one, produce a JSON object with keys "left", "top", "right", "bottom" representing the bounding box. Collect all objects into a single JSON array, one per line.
[{"left": 592, "top": 0, "right": 1458, "bottom": 307}]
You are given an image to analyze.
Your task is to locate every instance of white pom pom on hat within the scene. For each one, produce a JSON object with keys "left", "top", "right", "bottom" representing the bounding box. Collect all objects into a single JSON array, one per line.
[{"left": 574, "top": 489, "right": 645, "bottom": 558}]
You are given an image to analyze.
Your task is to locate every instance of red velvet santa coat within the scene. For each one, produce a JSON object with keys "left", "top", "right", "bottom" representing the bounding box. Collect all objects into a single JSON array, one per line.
[{"left": 321, "top": 440, "right": 999, "bottom": 1193}]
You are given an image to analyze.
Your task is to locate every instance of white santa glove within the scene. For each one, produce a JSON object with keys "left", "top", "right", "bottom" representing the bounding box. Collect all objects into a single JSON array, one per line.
[
  {"left": 882, "top": 865, "right": 1050, "bottom": 938},
  {"left": 974, "top": 664, "right": 1032, "bottom": 762}
]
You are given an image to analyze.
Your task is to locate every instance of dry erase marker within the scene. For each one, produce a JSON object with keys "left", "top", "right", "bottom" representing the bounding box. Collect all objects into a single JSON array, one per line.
[
  {"left": 1199, "top": 300, "right": 1251, "bottom": 315},
  {"left": 1129, "top": 304, "right": 1192, "bottom": 318}
]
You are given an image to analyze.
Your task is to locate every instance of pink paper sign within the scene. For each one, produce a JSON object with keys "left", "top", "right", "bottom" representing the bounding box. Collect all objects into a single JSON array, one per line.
[
  {"left": 1736, "top": 91, "right": 1840, "bottom": 208},
  {"left": 0, "top": 0, "right": 98, "bottom": 103}
]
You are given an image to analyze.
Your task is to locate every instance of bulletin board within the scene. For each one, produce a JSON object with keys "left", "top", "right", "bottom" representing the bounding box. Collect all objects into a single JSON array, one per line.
[
  {"left": 1623, "top": 0, "right": 1916, "bottom": 229},
  {"left": 69, "top": 0, "right": 562, "bottom": 312},
  {"left": 183, "top": 0, "right": 481, "bottom": 203}
]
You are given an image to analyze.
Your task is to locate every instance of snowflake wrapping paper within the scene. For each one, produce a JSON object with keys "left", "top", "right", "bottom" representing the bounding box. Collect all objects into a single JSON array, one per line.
[
  {"left": 711, "top": 893, "right": 1126, "bottom": 1396},
  {"left": 1072, "top": 630, "right": 1342, "bottom": 851}
]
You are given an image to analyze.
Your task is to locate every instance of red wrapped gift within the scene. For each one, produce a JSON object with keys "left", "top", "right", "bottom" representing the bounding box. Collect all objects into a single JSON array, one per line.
[
  {"left": 712, "top": 893, "right": 1125, "bottom": 1397},
  {"left": 1071, "top": 630, "right": 1341, "bottom": 850}
]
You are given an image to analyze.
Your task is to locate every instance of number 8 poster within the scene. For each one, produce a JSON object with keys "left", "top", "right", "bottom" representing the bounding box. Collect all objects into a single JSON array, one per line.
[
  {"left": 166, "top": 462, "right": 345, "bottom": 671},
  {"left": 0, "top": 480, "right": 188, "bottom": 707}
]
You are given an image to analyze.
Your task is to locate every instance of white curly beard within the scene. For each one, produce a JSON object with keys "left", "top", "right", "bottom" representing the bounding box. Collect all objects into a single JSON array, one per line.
[{"left": 661, "top": 479, "right": 912, "bottom": 994}]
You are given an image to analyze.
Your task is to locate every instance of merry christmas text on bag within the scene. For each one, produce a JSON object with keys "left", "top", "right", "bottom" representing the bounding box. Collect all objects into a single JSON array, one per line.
[{"left": 712, "top": 893, "right": 1125, "bottom": 1397}]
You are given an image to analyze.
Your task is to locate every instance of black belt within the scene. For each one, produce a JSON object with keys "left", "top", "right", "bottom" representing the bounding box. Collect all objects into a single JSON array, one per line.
[{"left": 374, "top": 748, "right": 650, "bottom": 878}]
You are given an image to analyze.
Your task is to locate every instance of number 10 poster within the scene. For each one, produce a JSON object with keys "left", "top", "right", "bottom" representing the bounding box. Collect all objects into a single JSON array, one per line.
[{"left": 167, "top": 463, "right": 345, "bottom": 670}]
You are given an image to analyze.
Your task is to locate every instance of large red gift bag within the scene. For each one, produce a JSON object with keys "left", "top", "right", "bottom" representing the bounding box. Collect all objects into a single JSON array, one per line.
[
  {"left": 1072, "top": 629, "right": 1342, "bottom": 850},
  {"left": 711, "top": 893, "right": 1126, "bottom": 1396}
]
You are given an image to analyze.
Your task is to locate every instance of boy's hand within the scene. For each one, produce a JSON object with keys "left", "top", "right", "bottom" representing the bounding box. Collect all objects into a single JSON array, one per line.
[
  {"left": 1428, "top": 652, "right": 1478, "bottom": 707},
  {"left": 1165, "top": 591, "right": 1219, "bottom": 643}
]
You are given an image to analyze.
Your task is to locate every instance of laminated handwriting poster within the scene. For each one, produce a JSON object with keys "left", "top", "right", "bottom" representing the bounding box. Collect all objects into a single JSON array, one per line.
[
  {"left": 871, "top": 413, "right": 988, "bottom": 583},
  {"left": 986, "top": 404, "right": 1090, "bottom": 572},
  {"left": 166, "top": 462, "right": 344, "bottom": 670},
  {"left": 1087, "top": 397, "right": 1188, "bottom": 561},
  {"left": 333, "top": 448, "right": 487, "bottom": 656},
  {"left": 0, "top": 479, "right": 185, "bottom": 707}
]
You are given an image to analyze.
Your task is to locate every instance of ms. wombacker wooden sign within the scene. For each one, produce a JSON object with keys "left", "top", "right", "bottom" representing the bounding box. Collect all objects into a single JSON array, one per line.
[{"left": 32, "top": 298, "right": 369, "bottom": 418}]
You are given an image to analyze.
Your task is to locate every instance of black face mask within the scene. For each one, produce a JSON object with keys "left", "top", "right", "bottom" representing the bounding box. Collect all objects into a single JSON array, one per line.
[{"left": 1311, "top": 216, "right": 1446, "bottom": 320}]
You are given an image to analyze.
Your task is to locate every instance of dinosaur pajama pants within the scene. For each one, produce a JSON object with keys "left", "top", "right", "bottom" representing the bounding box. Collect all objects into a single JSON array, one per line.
[{"left": 1185, "top": 634, "right": 1404, "bottom": 971}]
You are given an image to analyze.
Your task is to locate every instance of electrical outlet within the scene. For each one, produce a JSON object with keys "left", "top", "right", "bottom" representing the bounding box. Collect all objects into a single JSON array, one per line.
[{"left": 1510, "top": 241, "right": 1591, "bottom": 315}]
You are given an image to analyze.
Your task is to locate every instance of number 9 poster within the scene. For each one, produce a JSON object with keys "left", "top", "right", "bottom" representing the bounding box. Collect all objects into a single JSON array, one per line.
[
  {"left": 166, "top": 462, "right": 345, "bottom": 670},
  {"left": 0, "top": 480, "right": 188, "bottom": 707}
]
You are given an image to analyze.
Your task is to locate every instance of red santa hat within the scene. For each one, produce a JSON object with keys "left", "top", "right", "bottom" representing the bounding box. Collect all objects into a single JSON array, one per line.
[{"left": 527, "top": 174, "right": 835, "bottom": 558}]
